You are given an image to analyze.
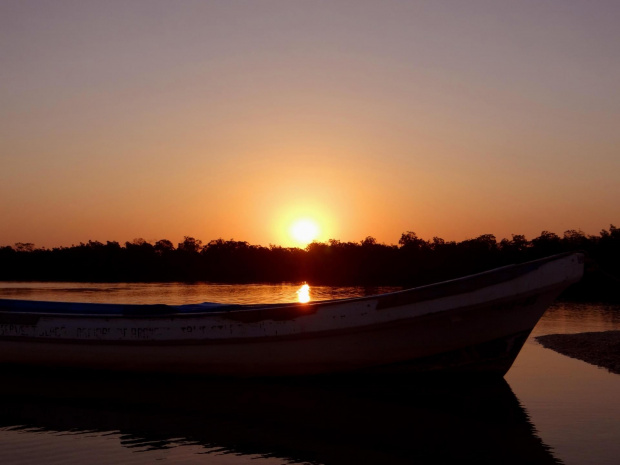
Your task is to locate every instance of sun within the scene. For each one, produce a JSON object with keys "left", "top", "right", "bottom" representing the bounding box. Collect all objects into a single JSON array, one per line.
[{"left": 290, "top": 219, "right": 320, "bottom": 246}]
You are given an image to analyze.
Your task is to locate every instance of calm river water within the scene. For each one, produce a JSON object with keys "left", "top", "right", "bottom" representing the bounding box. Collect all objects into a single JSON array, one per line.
[{"left": 0, "top": 282, "right": 619, "bottom": 465}]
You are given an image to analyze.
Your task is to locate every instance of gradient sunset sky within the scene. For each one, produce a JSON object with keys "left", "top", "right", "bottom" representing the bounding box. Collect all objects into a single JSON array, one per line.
[{"left": 2, "top": 1, "right": 619, "bottom": 248}]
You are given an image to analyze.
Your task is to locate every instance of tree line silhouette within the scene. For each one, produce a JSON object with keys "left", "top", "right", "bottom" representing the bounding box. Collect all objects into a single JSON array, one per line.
[{"left": 1, "top": 226, "right": 619, "bottom": 301}]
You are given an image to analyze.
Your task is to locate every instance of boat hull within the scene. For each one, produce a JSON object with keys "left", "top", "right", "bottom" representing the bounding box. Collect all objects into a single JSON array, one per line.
[{"left": 0, "top": 253, "right": 584, "bottom": 376}]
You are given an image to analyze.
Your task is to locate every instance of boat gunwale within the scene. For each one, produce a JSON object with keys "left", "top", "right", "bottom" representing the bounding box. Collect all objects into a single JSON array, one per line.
[
  {"left": 0, "top": 282, "right": 568, "bottom": 346},
  {"left": 0, "top": 252, "right": 583, "bottom": 319}
]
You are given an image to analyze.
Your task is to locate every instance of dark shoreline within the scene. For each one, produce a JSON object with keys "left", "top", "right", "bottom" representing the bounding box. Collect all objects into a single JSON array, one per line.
[
  {"left": 536, "top": 331, "right": 620, "bottom": 375},
  {"left": 2, "top": 227, "right": 619, "bottom": 303}
]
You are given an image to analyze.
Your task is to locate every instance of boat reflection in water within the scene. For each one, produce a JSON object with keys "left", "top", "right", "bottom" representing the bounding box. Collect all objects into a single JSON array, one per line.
[{"left": 0, "top": 370, "right": 560, "bottom": 464}]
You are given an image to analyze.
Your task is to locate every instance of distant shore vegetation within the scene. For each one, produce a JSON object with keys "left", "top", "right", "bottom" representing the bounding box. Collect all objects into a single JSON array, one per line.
[{"left": 1, "top": 226, "right": 619, "bottom": 302}]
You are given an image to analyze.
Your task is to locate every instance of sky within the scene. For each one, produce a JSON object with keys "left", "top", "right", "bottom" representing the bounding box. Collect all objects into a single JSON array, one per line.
[{"left": 1, "top": 0, "right": 619, "bottom": 248}]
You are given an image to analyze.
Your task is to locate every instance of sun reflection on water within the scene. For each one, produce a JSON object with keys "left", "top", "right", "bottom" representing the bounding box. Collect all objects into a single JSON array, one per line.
[{"left": 297, "top": 284, "right": 310, "bottom": 303}]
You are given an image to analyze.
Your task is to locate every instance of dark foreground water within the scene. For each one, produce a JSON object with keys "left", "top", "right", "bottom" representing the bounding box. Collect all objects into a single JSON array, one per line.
[{"left": 0, "top": 282, "right": 619, "bottom": 464}]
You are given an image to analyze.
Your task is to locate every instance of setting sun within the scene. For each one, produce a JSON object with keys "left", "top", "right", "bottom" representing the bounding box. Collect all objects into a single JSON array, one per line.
[{"left": 290, "top": 219, "right": 320, "bottom": 246}]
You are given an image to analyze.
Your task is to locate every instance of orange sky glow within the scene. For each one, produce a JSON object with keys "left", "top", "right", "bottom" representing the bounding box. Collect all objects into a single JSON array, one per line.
[{"left": 1, "top": 1, "right": 619, "bottom": 249}]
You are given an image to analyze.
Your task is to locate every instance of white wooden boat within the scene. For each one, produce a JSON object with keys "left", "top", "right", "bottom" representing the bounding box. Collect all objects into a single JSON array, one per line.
[{"left": 0, "top": 253, "right": 584, "bottom": 376}]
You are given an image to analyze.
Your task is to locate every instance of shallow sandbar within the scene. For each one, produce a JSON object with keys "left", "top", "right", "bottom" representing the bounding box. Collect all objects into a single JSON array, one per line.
[{"left": 536, "top": 331, "right": 620, "bottom": 375}]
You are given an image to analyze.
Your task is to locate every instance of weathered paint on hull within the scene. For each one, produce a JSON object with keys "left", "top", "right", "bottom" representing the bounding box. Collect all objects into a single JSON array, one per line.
[{"left": 0, "top": 253, "right": 584, "bottom": 376}]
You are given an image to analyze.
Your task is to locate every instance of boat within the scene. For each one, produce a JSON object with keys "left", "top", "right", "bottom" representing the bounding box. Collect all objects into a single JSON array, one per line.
[{"left": 0, "top": 252, "right": 584, "bottom": 376}]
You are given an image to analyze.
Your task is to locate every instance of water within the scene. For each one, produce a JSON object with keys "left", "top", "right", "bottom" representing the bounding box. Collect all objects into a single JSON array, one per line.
[
  {"left": 0, "top": 281, "right": 401, "bottom": 306},
  {"left": 507, "top": 303, "right": 620, "bottom": 465},
  {"left": 1, "top": 282, "right": 619, "bottom": 464}
]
